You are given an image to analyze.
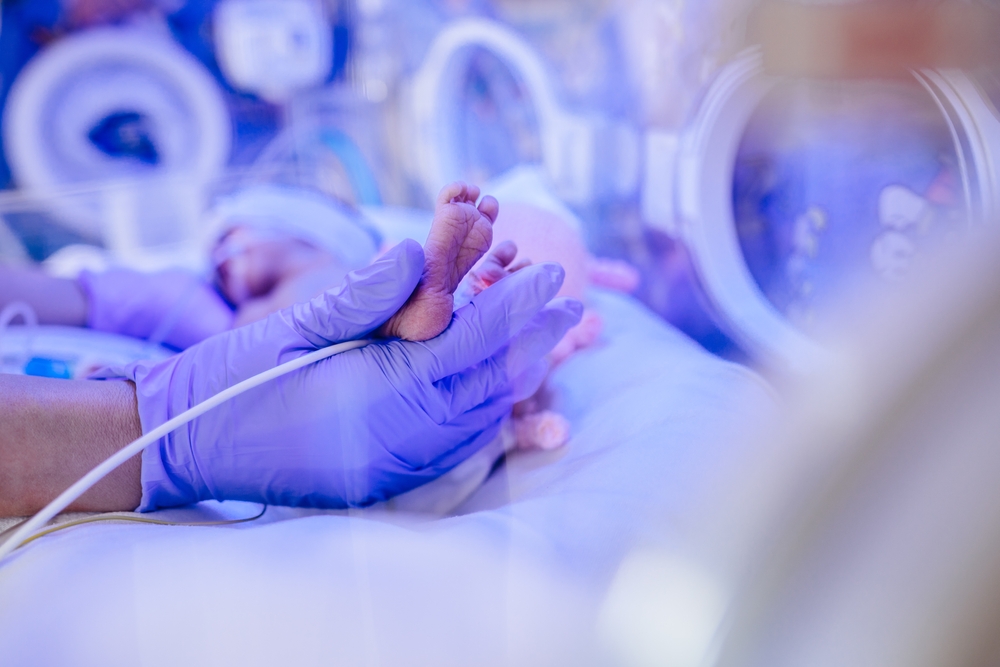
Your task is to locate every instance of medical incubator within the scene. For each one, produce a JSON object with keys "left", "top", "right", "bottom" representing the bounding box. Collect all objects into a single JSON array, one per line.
[{"left": 2, "top": 1, "right": 1000, "bottom": 666}]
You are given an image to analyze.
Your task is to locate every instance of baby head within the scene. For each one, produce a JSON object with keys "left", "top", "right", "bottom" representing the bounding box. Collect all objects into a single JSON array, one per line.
[
  {"left": 207, "top": 185, "right": 380, "bottom": 307},
  {"left": 489, "top": 202, "right": 590, "bottom": 301},
  {"left": 478, "top": 201, "right": 640, "bottom": 367},
  {"left": 487, "top": 201, "right": 639, "bottom": 300}
]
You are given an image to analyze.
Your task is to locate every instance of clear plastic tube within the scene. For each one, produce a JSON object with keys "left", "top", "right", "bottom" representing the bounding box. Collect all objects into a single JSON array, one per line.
[{"left": 0, "top": 301, "right": 39, "bottom": 332}]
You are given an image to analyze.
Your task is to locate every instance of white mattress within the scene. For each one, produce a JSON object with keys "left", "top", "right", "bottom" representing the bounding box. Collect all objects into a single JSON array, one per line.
[{"left": 0, "top": 290, "right": 776, "bottom": 666}]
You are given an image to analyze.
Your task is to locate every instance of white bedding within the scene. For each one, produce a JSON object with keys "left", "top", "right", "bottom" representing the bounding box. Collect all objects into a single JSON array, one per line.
[{"left": 0, "top": 290, "right": 775, "bottom": 667}]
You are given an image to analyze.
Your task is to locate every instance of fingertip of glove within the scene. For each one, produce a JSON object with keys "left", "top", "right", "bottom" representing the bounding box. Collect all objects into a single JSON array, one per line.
[
  {"left": 379, "top": 239, "right": 424, "bottom": 268},
  {"left": 540, "top": 262, "right": 565, "bottom": 289},
  {"left": 537, "top": 301, "right": 583, "bottom": 341},
  {"left": 550, "top": 297, "right": 584, "bottom": 323},
  {"left": 396, "top": 237, "right": 425, "bottom": 259},
  {"left": 363, "top": 240, "right": 424, "bottom": 286},
  {"left": 511, "top": 262, "right": 564, "bottom": 305}
]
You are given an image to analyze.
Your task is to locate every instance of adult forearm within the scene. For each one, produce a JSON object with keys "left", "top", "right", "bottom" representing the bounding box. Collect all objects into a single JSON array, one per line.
[
  {"left": 0, "top": 266, "right": 88, "bottom": 326},
  {"left": 0, "top": 375, "right": 142, "bottom": 516}
]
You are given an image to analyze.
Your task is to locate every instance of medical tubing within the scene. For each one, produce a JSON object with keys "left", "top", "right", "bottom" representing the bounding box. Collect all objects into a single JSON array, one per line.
[
  {"left": 0, "top": 503, "right": 268, "bottom": 551},
  {"left": 0, "top": 301, "right": 38, "bottom": 334},
  {"left": 0, "top": 339, "right": 370, "bottom": 562}
]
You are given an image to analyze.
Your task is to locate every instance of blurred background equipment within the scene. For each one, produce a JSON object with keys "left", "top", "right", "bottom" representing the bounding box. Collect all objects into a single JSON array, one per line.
[
  {"left": 0, "top": 0, "right": 367, "bottom": 272},
  {"left": 0, "top": 0, "right": 997, "bottom": 369},
  {"left": 0, "top": 323, "right": 172, "bottom": 379},
  {"left": 2, "top": 25, "right": 231, "bottom": 259},
  {"left": 213, "top": 0, "right": 333, "bottom": 103}
]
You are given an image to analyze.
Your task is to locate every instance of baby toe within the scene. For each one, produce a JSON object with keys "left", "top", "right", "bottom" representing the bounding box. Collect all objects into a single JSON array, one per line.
[
  {"left": 491, "top": 240, "right": 519, "bottom": 267},
  {"left": 477, "top": 195, "right": 499, "bottom": 224},
  {"left": 437, "top": 182, "right": 466, "bottom": 207}
]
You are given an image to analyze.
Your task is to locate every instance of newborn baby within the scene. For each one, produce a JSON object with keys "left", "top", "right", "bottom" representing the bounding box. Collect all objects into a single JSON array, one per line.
[
  {"left": 206, "top": 184, "right": 383, "bottom": 332},
  {"left": 212, "top": 225, "right": 348, "bottom": 329}
]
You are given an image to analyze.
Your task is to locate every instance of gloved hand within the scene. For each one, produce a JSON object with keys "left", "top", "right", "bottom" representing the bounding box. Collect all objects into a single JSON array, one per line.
[
  {"left": 118, "top": 240, "right": 582, "bottom": 511},
  {"left": 78, "top": 268, "right": 234, "bottom": 350}
]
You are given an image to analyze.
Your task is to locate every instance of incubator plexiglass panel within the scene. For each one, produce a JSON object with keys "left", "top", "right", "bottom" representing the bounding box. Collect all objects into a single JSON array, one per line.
[{"left": 733, "top": 78, "right": 966, "bottom": 332}]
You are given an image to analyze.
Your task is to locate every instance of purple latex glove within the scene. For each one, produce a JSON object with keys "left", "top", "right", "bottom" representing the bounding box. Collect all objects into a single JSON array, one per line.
[
  {"left": 118, "top": 240, "right": 582, "bottom": 511},
  {"left": 78, "top": 268, "right": 234, "bottom": 350}
]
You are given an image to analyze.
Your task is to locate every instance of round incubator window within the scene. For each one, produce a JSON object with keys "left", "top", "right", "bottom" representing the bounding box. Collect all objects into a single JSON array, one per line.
[
  {"left": 732, "top": 78, "right": 966, "bottom": 332},
  {"left": 455, "top": 47, "right": 543, "bottom": 186}
]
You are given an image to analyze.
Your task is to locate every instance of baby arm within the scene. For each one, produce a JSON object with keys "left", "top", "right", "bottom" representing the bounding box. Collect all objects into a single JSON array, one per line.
[
  {"left": 0, "top": 266, "right": 88, "bottom": 326},
  {"left": 0, "top": 374, "right": 142, "bottom": 516}
]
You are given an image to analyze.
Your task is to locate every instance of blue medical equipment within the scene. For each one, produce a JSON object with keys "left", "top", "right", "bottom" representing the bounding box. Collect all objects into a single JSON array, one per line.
[
  {"left": 0, "top": 295, "right": 174, "bottom": 380},
  {"left": 3, "top": 27, "right": 231, "bottom": 232},
  {"left": 319, "top": 129, "right": 384, "bottom": 207},
  {"left": 0, "top": 317, "right": 171, "bottom": 381},
  {"left": 87, "top": 111, "right": 160, "bottom": 166}
]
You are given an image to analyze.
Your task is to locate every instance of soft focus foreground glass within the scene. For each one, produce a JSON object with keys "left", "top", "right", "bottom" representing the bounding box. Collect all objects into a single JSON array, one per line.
[{"left": 598, "top": 4, "right": 1000, "bottom": 667}]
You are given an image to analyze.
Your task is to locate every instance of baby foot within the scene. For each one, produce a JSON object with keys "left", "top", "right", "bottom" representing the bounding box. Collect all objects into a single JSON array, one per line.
[
  {"left": 466, "top": 240, "right": 531, "bottom": 295},
  {"left": 454, "top": 240, "right": 532, "bottom": 309},
  {"left": 513, "top": 410, "right": 571, "bottom": 451},
  {"left": 379, "top": 182, "right": 499, "bottom": 341}
]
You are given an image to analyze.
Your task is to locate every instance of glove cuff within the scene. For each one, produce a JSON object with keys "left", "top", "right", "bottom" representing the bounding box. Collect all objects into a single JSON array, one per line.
[{"left": 110, "top": 358, "right": 213, "bottom": 511}]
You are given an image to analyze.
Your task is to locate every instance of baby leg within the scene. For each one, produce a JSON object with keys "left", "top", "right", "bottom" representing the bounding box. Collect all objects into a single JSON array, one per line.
[{"left": 379, "top": 182, "right": 499, "bottom": 341}]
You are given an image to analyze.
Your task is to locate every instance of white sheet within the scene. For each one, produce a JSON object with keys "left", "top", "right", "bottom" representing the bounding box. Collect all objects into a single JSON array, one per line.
[{"left": 0, "top": 291, "right": 775, "bottom": 667}]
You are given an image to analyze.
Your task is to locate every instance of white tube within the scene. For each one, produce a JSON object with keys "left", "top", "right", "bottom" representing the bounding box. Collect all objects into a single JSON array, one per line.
[
  {"left": 0, "top": 301, "right": 39, "bottom": 332},
  {"left": 0, "top": 339, "right": 370, "bottom": 562}
]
